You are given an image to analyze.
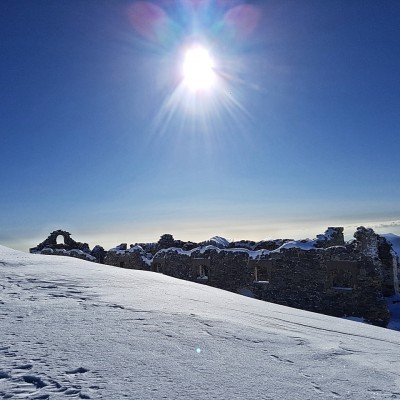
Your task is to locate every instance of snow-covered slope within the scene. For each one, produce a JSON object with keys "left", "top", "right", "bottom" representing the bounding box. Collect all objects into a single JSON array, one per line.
[{"left": 1, "top": 245, "right": 400, "bottom": 399}]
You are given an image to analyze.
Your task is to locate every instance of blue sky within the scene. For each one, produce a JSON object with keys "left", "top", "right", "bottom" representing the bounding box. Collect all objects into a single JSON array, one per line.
[{"left": 1, "top": 0, "right": 400, "bottom": 251}]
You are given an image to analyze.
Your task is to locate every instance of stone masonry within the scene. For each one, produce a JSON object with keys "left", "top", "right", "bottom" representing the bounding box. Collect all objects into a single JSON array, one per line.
[{"left": 31, "top": 227, "right": 400, "bottom": 326}]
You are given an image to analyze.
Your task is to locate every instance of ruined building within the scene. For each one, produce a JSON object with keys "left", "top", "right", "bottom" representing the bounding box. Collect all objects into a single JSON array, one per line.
[
  {"left": 30, "top": 230, "right": 105, "bottom": 263},
  {"left": 30, "top": 227, "right": 400, "bottom": 327}
]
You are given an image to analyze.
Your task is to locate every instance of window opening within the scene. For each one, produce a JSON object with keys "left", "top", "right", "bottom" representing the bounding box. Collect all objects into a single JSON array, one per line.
[
  {"left": 198, "top": 265, "right": 209, "bottom": 279},
  {"left": 331, "top": 269, "right": 354, "bottom": 290},
  {"left": 193, "top": 258, "right": 210, "bottom": 283},
  {"left": 250, "top": 260, "right": 272, "bottom": 284},
  {"left": 327, "top": 261, "right": 358, "bottom": 291},
  {"left": 254, "top": 266, "right": 269, "bottom": 283}
]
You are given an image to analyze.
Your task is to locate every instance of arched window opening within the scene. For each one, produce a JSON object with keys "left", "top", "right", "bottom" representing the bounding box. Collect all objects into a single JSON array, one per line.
[{"left": 56, "top": 235, "right": 65, "bottom": 245}]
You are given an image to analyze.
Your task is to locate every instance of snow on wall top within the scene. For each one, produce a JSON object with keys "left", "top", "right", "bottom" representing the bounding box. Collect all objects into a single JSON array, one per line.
[
  {"left": 106, "top": 227, "right": 355, "bottom": 264},
  {"left": 108, "top": 244, "right": 152, "bottom": 265},
  {"left": 41, "top": 247, "right": 96, "bottom": 261},
  {"left": 316, "top": 227, "right": 338, "bottom": 241},
  {"left": 199, "top": 236, "right": 230, "bottom": 248},
  {"left": 275, "top": 239, "right": 317, "bottom": 251},
  {"left": 154, "top": 240, "right": 325, "bottom": 260},
  {"left": 154, "top": 245, "right": 271, "bottom": 259}
]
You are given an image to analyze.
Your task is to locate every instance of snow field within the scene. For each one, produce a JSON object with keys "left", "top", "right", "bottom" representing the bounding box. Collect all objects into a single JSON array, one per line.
[{"left": 1, "top": 245, "right": 400, "bottom": 399}]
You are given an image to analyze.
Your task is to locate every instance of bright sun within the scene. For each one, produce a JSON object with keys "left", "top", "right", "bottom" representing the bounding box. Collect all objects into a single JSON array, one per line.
[{"left": 182, "top": 45, "right": 216, "bottom": 92}]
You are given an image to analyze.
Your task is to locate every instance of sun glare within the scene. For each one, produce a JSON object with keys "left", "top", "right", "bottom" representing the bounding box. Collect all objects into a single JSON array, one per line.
[
  {"left": 182, "top": 45, "right": 216, "bottom": 92},
  {"left": 153, "top": 39, "right": 248, "bottom": 137}
]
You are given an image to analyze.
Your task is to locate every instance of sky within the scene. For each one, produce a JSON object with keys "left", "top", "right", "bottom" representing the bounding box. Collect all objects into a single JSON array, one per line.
[{"left": 1, "top": 0, "right": 400, "bottom": 251}]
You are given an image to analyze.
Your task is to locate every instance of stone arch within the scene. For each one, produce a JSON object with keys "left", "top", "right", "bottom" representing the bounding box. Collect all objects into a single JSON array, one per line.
[
  {"left": 45, "top": 230, "right": 73, "bottom": 247},
  {"left": 30, "top": 229, "right": 90, "bottom": 253}
]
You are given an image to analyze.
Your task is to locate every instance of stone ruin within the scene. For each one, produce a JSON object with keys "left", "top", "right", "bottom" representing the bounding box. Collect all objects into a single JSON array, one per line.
[
  {"left": 29, "top": 229, "right": 106, "bottom": 263},
  {"left": 30, "top": 227, "right": 400, "bottom": 327}
]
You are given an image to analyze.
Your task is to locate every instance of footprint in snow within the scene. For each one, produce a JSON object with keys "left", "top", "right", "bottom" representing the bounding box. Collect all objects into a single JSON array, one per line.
[
  {"left": 66, "top": 367, "right": 89, "bottom": 374},
  {"left": 0, "top": 371, "right": 10, "bottom": 379},
  {"left": 15, "top": 364, "right": 33, "bottom": 370},
  {"left": 22, "top": 375, "right": 47, "bottom": 388}
]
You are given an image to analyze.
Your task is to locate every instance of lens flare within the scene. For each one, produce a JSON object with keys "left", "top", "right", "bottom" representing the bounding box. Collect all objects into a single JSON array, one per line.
[{"left": 127, "top": 1, "right": 262, "bottom": 143}]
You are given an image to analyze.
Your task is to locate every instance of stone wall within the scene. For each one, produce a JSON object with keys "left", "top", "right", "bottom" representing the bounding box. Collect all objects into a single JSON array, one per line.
[
  {"left": 90, "top": 245, "right": 107, "bottom": 264},
  {"left": 39, "top": 247, "right": 96, "bottom": 262},
  {"left": 104, "top": 245, "right": 151, "bottom": 270},
  {"left": 315, "top": 227, "right": 345, "bottom": 248},
  {"left": 103, "top": 228, "right": 391, "bottom": 326},
  {"left": 378, "top": 236, "right": 399, "bottom": 296},
  {"left": 118, "top": 241, "right": 389, "bottom": 325},
  {"left": 194, "top": 249, "right": 253, "bottom": 292},
  {"left": 254, "top": 246, "right": 389, "bottom": 326},
  {"left": 30, "top": 230, "right": 95, "bottom": 262},
  {"left": 32, "top": 227, "right": 397, "bottom": 327},
  {"left": 30, "top": 230, "right": 90, "bottom": 254}
]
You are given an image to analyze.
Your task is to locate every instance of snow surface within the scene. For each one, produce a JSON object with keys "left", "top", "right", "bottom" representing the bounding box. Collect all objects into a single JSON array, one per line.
[{"left": 1, "top": 245, "right": 400, "bottom": 399}]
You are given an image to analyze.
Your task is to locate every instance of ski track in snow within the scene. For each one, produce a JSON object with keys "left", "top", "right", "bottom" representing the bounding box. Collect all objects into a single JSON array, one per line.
[{"left": 1, "top": 246, "right": 400, "bottom": 399}]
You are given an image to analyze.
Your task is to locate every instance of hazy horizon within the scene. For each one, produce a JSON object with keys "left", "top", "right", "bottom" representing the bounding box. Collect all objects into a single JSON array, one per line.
[{"left": 4, "top": 216, "right": 400, "bottom": 253}]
